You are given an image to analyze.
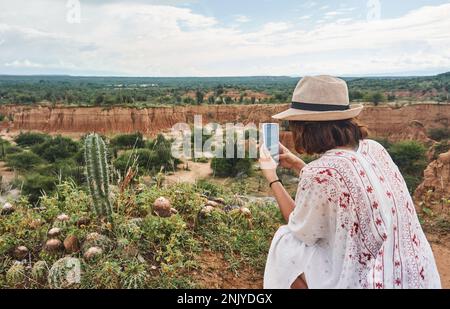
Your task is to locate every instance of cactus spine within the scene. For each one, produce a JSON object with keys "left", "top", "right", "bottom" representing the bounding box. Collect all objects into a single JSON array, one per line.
[{"left": 84, "top": 133, "right": 113, "bottom": 222}]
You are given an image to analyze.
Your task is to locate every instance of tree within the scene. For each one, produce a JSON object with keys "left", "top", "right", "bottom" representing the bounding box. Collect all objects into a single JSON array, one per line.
[
  {"left": 371, "top": 92, "right": 385, "bottom": 106},
  {"left": 195, "top": 90, "right": 204, "bottom": 105},
  {"left": 349, "top": 90, "right": 364, "bottom": 101},
  {"left": 110, "top": 132, "right": 145, "bottom": 149},
  {"left": 94, "top": 94, "right": 104, "bottom": 106}
]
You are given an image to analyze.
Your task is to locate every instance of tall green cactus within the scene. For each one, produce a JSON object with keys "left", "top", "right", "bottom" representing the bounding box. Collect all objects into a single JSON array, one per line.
[{"left": 84, "top": 133, "right": 113, "bottom": 222}]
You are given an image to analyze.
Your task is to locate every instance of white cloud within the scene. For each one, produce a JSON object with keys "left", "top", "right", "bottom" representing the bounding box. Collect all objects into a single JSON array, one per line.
[
  {"left": 234, "top": 15, "right": 251, "bottom": 23},
  {"left": 5, "top": 59, "right": 43, "bottom": 68},
  {"left": 325, "top": 11, "right": 345, "bottom": 17},
  {"left": 299, "top": 15, "right": 311, "bottom": 20},
  {"left": 0, "top": 1, "right": 449, "bottom": 76},
  {"left": 301, "top": 2, "right": 317, "bottom": 9}
]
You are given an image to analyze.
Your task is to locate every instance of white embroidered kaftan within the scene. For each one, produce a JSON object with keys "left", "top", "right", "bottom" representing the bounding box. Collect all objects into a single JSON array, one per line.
[{"left": 264, "top": 139, "right": 441, "bottom": 289}]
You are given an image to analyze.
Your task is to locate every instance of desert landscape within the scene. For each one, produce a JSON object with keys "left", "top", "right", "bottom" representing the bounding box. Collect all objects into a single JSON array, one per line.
[{"left": 1, "top": 76, "right": 449, "bottom": 288}]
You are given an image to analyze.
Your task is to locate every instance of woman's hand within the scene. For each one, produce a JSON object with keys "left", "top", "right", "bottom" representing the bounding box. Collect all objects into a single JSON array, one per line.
[
  {"left": 259, "top": 144, "right": 296, "bottom": 222},
  {"left": 259, "top": 145, "right": 279, "bottom": 183},
  {"left": 278, "top": 143, "right": 305, "bottom": 175}
]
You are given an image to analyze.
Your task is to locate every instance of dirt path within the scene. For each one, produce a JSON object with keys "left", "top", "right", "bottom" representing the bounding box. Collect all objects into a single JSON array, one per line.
[
  {"left": 193, "top": 251, "right": 263, "bottom": 289},
  {"left": 166, "top": 161, "right": 212, "bottom": 184},
  {"left": 426, "top": 232, "right": 450, "bottom": 288},
  {"left": 431, "top": 243, "right": 450, "bottom": 288}
]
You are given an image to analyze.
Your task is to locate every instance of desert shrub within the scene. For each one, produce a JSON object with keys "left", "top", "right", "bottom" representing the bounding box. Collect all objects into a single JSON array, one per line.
[
  {"left": 32, "top": 135, "right": 79, "bottom": 163},
  {"left": 0, "top": 138, "right": 10, "bottom": 159},
  {"left": 0, "top": 137, "right": 10, "bottom": 146},
  {"left": 403, "top": 175, "right": 423, "bottom": 195},
  {"left": 21, "top": 173, "right": 58, "bottom": 204},
  {"left": 141, "top": 215, "right": 198, "bottom": 274},
  {"left": 432, "top": 140, "right": 450, "bottom": 160},
  {"left": 115, "top": 135, "right": 177, "bottom": 175},
  {"left": 195, "top": 179, "right": 224, "bottom": 197},
  {"left": 211, "top": 157, "right": 253, "bottom": 178},
  {"left": 197, "top": 201, "right": 282, "bottom": 270},
  {"left": 150, "top": 134, "right": 178, "bottom": 169},
  {"left": 388, "top": 140, "right": 427, "bottom": 193},
  {"left": 210, "top": 157, "right": 232, "bottom": 177},
  {"left": 4, "top": 145, "right": 22, "bottom": 155},
  {"left": 14, "top": 132, "right": 50, "bottom": 147},
  {"left": 36, "top": 159, "right": 85, "bottom": 184},
  {"left": 6, "top": 151, "right": 44, "bottom": 171},
  {"left": 114, "top": 148, "right": 158, "bottom": 175},
  {"left": 428, "top": 127, "right": 450, "bottom": 141},
  {"left": 0, "top": 113, "right": 5, "bottom": 122},
  {"left": 110, "top": 132, "right": 145, "bottom": 149}
]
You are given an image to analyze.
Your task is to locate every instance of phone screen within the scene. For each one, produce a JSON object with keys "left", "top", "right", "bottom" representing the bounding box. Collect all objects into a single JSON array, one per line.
[{"left": 263, "top": 123, "right": 280, "bottom": 160}]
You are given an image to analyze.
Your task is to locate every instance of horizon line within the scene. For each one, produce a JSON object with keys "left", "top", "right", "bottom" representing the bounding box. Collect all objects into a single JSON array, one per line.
[{"left": 0, "top": 71, "right": 449, "bottom": 79}]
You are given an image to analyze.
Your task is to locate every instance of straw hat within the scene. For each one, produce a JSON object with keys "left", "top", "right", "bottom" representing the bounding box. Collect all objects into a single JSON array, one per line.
[{"left": 272, "top": 75, "right": 363, "bottom": 121}]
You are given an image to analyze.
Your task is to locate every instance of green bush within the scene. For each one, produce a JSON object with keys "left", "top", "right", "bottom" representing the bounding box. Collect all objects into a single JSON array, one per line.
[
  {"left": 428, "top": 127, "right": 450, "bottom": 141},
  {"left": 114, "top": 149, "right": 159, "bottom": 175},
  {"left": 15, "top": 132, "right": 50, "bottom": 147},
  {"left": 195, "top": 179, "right": 224, "bottom": 197},
  {"left": 388, "top": 140, "right": 427, "bottom": 193},
  {"left": 6, "top": 151, "right": 44, "bottom": 171},
  {"left": 0, "top": 138, "right": 10, "bottom": 159},
  {"left": 36, "top": 159, "right": 85, "bottom": 184},
  {"left": 32, "top": 135, "right": 79, "bottom": 162},
  {"left": 21, "top": 173, "right": 58, "bottom": 204},
  {"left": 5, "top": 145, "right": 23, "bottom": 155},
  {"left": 211, "top": 157, "right": 253, "bottom": 178},
  {"left": 431, "top": 140, "right": 450, "bottom": 160},
  {"left": 110, "top": 132, "right": 145, "bottom": 149}
]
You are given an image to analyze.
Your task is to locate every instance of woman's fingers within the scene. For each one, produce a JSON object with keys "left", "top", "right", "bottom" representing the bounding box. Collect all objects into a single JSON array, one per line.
[
  {"left": 278, "top": 153, "right": 289, "bottom": 161},
  {"left": 279, "top": 143, "right": 290, "bottom": 154},
  {"left": 259, "top": 144, "right": 277, "bottom": 170}
]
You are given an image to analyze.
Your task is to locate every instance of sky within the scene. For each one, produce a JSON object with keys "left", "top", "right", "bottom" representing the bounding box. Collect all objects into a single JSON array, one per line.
[{"left": 0, "top": 0, "right": 449, "bottom": 77}]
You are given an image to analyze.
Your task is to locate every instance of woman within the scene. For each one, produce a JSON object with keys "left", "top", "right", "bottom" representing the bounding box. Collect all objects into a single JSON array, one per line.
[{"left": 260, "top": 75, "right": 441, "bottom": 289}]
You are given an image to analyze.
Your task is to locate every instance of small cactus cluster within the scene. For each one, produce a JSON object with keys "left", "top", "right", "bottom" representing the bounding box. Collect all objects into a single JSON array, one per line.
[
  {"left": 84, "top": 133, "right": 113, "bottom": 223},
  {"left": 121, "top": 261, "right": 148, "bottom": 289},
  {"left": 48, "top": 257, "right": 81, "bottom": 289},
  {"left": 6, "top": 262, "right": 26, "bottom": 287},
  {"left": 31, "top": 261, "right": 48, "bottom": 284},
  {"left": 81, "top": 232, "right": 112, "bottom": 256}
]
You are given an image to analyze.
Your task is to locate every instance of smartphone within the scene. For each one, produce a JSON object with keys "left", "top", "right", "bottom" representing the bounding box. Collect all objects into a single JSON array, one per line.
[{"left": 262, "top": 123, "right": 280, "bottom": 160}]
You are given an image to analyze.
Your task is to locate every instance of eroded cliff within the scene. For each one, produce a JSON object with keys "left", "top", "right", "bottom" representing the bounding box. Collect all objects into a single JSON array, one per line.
[{"left": 0, "top": 104, "right": 449, "bottom": 139}]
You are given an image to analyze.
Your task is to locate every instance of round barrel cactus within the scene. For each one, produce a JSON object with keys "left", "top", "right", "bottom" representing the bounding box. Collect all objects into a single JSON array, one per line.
[{"left": 48, "top": 257, "right": 81, "bottom": 289}]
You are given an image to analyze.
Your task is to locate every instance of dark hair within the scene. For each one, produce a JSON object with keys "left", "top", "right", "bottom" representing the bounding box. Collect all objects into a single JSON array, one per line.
[{"left": 289, "top": 118, "right": 369, "bottom": 155}]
